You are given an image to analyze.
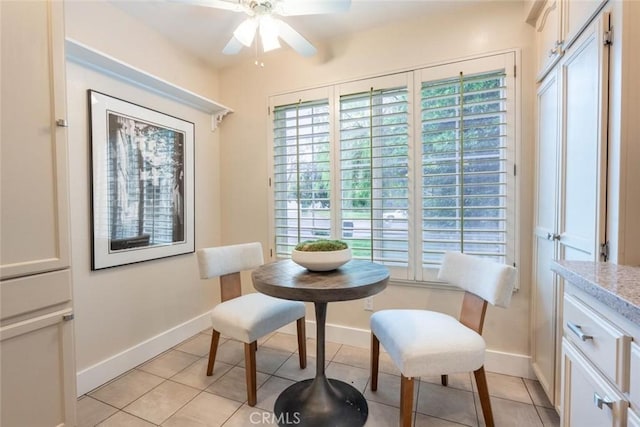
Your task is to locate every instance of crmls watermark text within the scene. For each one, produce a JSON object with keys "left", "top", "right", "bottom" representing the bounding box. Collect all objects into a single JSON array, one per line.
[{"left": 249, "top": 411, "right": 301, "bottom": 425}]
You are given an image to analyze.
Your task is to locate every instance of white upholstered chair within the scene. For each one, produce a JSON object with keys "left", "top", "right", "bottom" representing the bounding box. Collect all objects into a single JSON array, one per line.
[
  {"left": 196, "top": 242, "right": 307, "bottom": 406},
  {"left": 370, "top": 252, "right": 517, "bottom": 427}
]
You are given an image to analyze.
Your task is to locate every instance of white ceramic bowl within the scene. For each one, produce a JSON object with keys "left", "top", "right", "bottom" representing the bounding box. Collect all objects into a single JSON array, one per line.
[{"left": 291, "top": 248, "right": 352, "bottom": 271}]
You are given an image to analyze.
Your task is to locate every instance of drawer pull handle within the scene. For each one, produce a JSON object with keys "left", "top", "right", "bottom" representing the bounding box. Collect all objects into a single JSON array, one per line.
[
  {"left": 594, "top": 392, "right": 613, "bottom": 409},
  {"left": 567, "top": 322, "right": 593, "bottom": 341}
]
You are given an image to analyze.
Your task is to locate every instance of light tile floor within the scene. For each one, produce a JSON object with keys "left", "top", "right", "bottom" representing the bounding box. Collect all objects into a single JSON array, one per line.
[{"left": 77, "top": 330, "right": 560, "bottom": 426}]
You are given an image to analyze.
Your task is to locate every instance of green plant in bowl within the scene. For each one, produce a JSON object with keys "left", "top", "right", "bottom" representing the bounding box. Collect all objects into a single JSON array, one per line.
[
  {"left": 294, "top": 239, "right": 348, "bottom": 252},
  {"left": 292, "top": 240, "right": 351, "bottom": 271}
]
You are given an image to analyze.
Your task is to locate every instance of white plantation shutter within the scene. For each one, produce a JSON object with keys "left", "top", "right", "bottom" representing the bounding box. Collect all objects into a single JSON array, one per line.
[
  {"left": 420, "top": 69, "right": 512, "bottom": 273},
  {"left": 339, "top": 86, "right": 410, "bottom": 270},
  {"left": 269, "top": 53, "right": 516, "bottom": 284},
  {"left": 272, "top": 97, "right": 331, "bottom": 257}
]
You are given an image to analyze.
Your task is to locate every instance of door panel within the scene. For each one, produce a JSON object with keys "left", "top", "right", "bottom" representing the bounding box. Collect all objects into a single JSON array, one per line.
[
  {"left": 0, "top": 0, "right": 70, "bottom": 280},
  {"left": 0, "top": 309, "right": 76, "bottom": 427},
  {"left": 559, "top": 15, "right": 608, "bottom": 261},
  {"left": 532, "top": 237, "right": 558, "bottom": 398},
  {"left": 532, "top": 69, "right": 560, "bottom": 405}
]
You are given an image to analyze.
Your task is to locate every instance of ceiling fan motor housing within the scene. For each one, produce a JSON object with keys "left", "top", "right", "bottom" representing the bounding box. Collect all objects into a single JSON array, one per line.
[{"left": 249, "top": 0, "right": 274, "bottom": 16}]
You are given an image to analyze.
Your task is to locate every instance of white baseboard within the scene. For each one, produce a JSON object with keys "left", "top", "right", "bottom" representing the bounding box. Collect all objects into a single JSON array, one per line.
[
  {"left": 76, "top": 312, "right": 211, "bottom": 396},
  {"left": 78, "top": 313, "right": 535, "bottom": 396},
  {"left": 280, "top": 320, "right": 536, "bottom": 380}
]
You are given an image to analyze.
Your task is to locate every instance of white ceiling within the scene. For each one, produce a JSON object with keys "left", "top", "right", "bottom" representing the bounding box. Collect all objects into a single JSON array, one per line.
[{"left": 111, "top": 0, "right": 489, "bottom": 69}]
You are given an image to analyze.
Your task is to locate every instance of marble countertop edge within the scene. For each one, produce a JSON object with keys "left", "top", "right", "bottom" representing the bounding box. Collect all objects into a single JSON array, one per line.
[{"left": 551, "top": 260, "right": 640, "bottom": 326}]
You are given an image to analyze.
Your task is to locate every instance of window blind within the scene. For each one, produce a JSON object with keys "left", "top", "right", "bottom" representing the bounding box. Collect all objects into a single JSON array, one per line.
[
  {"left": 273, "top": 99, "right": 331, "bottom": 256},
  {"left": 421, "top": 71, "right": 508, "bottom": 266},
  {"left": 339, "top": 87, "right": 409, "bottom": 266}
]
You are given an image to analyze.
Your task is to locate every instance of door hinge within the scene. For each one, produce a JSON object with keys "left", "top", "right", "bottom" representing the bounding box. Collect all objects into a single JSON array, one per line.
[
  {"left": 514, "top": 164, "right": 517, "bottom": 176},
  {"left": 63, "top": 313, "right": 75, "bottom": 321},
  {"left": 600, "top": 241, "right": 610, "bottom": 261},
  {"left": 270, "top": 248, "right": 273, "bottom": 257},
  {"left": 514, "top": 64, "right": 517, "bottom": 78},
  {"left": 604, "top": 29, "right": 613, "bottom": 46},
  {"left": 268, "top": 177, "right": 272, "bottom": 187},
  {"left": 268, "top": 106, "right": 271, "bottom": 115}
]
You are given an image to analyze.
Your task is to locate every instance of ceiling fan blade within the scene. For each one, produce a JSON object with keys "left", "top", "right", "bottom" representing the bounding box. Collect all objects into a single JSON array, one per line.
[
  {"left": 276, "top": 20, "right": 317, "bottom": 57},
  {"left": 170, "top": 0, "right": 246, "bottom": 13},
  {"left": 222, "top": 36, "right": 244, "bottom": 55},
  {"left": 276, "top": 0, "right": 351, "bottom": 16}
]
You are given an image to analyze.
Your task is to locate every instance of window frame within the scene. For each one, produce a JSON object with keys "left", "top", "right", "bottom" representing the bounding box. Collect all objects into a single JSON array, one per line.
[{"left": 267, "top": 51, "right": 520, "bottom": 287}]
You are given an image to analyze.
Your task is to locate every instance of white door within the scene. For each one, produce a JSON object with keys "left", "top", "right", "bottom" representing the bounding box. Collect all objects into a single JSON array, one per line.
[
  {"left": 532, "top": 68, "right": 561, "bottom": 405},
  {"left": 0, "top": 1, "right": 76, "bottom": 426},
  {"left": 558, "top": 13, "right": 609, "bottom": 262}
]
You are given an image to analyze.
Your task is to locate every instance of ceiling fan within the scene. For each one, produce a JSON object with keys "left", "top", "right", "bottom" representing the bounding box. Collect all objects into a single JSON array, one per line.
[{"left": 182, "top": 0, "right": 351, "bottom": 57}]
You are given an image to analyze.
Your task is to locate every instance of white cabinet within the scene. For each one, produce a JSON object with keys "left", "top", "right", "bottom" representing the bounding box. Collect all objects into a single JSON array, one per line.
[
  {"left": 562, "top": 0, "right": 607, "bottom": 50},
  {"left": 532, "top": 67, "right": 562, "bottom": 405},
  {"left": 0, "top": 1, "right": 76, "bottom": 426},
  {"left": 0, "top": 0, "right": 70, "bottom": 280},
  {"left": 558, "top": 281, "right": 638, "bottom": 427},
  {"left": 536, "top": 0, "right": 563, "bottom": 80},
  {"left": 535, "top": 0, "right": 607, "bottom": 80},
  {"left": 563, "top": 294, "right": 630, "bottom": 391},
  {"left": 631, "top": 343, "right": 640, "bottom": 409},
  {"left": 531, "top": 12, "right": 609, "bottom": 408},
  {"left": 561, "top": 339, "right": 628, "bottom": 427}
]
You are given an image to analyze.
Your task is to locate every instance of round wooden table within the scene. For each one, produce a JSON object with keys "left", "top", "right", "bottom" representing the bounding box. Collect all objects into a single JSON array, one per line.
[{"left": 252, "top": 259, "right": 389, "bottom": 427}]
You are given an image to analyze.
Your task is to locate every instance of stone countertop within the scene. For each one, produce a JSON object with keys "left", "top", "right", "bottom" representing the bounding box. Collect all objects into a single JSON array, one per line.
[{"left": 551, "top": 260, "right": 640, "bottom": 325}]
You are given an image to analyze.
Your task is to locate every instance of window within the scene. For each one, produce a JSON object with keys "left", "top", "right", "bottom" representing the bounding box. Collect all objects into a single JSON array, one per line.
[
  {"left": 270, "top": 53, "right": 516, "bottom": 283},
  {"left": 339, "top": 75, "right": 410, "bottom": 274},
  {"left": 273, "top": 91, "right": 331, "bottom": 256}
]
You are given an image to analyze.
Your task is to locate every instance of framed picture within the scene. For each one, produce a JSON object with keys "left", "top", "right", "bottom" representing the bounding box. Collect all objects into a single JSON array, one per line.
[{"left": 89, "top": 90, "right": 195, "bottom": 270}]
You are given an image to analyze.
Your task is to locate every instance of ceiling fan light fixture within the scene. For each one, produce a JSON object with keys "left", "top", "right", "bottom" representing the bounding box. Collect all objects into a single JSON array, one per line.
[
  {"left": 259, "top": 16, "right": 281, "bottom": 52},
  {"left": 233, "top": 18, "right": 258, "bottom": 47}
]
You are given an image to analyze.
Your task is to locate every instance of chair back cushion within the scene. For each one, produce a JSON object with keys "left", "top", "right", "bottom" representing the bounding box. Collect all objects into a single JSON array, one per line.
[
  {"left": 197, "top": 242, "right": 264, "bottom": 279},
  {"left": 437, "top": 252, "right": 517, "bottom": 308}
]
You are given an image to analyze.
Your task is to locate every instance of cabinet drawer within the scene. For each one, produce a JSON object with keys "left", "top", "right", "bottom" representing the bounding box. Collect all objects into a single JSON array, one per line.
[
  {"left": 0, "top": 269, "right": 72, "bottom": 322},
  {"left": 629, "top": 408, "right": 640, "bottom": 427},
  {"left": 561, "top": 339, "right": 628, "bottom": 427},
  {"left": 631, "top": 342, "right": 640, "bottom": 408},
  {"left": 563, "top": 294, "right": 631, "bottom": 390}
]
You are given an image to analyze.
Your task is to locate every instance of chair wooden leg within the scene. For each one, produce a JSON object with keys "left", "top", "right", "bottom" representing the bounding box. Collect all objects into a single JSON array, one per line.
[
  {"left": 474, "top": 366, "right": 494, "bottom": 427},
  {"left": 400, "top": 375, "right": 414, "bottom": 427},
  {"left": 296, "top": 317, "right": 307, "bottom": 369},
  {"left": 371, "top": 333, "right": 380, "bottom": 391},
  {"left": 244, "top": 341, "right": 258, "bottom": 406},
  {"left": 206, "top": 330, "right": 220, "bottom": 376},
  {"left": 441, "top": 374, "right": 448, "bottom": 386}
]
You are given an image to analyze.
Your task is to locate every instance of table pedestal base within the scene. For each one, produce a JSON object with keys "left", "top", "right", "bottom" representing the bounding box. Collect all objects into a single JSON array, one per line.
[{"left": 274, "top": 376, "right": 368, "bottom": 427}]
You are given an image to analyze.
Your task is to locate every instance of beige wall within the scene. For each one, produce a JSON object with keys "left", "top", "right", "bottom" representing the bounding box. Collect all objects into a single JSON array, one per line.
[
  {"left": 65, "top": 1, "right": 221, "bottom": 372},
  {"left": 218, "top": 1, "right": 536, "bottom": 357}
]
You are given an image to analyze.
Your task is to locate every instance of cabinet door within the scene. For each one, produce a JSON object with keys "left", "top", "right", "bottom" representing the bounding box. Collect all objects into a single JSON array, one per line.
[
  {"left": 532, "top": 69, "right": 561, "bottom": 406},
  {"left": 561, "top": 339, "right": 628, "bottom": 427},
  {"left": 536, "top": 0, "right": 563, "bottom": 80},
  {"left": 0, "top": 0, "right": 70, "bottom": 280},
  {"left": 558, "top": 14, "right": 608, "bottom": 262},
  {"left": 1, "top": 308, "right": 76, "bottom": 427},
  {"left": 562, "top": 0, "right": 607, "bottom": 50}
]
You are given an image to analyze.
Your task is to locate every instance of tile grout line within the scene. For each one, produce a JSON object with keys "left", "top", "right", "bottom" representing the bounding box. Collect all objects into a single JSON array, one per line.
[{"left": 80, "top": 333, "right": 557, "bottom": 426}]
